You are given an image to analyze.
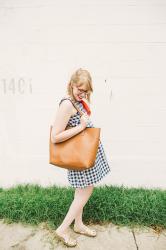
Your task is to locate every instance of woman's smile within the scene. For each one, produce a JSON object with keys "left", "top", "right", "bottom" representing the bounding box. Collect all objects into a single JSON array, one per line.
[{"left": 77, "top": 94, "right": 84, "bottom": 100}]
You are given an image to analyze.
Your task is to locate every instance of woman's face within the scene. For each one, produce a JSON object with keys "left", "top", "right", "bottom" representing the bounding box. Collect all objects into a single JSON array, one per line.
[{"left": 71, "top": 83, "right": 88, "bottom": 101}]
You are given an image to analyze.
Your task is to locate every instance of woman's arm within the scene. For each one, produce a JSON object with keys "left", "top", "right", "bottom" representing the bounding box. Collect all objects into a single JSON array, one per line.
[{"left": 51, "top": 99, "right": 84, "bottom": 143}]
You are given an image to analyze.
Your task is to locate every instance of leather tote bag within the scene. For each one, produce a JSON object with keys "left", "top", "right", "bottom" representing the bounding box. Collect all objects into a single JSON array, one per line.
[{"left": 49, "top": 98, "right": 101, "bottom": 171}]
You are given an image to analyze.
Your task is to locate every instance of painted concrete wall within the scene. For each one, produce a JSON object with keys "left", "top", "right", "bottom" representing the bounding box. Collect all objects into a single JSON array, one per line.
[{"left": 0, "top": 0, "right": 166, "bottom": 189}]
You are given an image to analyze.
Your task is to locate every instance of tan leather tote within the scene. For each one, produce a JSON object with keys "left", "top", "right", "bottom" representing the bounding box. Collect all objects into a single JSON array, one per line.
[{"left": 49, "top": 98, "right": 101, "bottom": 171}]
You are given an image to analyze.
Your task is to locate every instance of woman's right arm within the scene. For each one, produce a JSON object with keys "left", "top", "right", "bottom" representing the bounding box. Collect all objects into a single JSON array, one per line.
[{"left": 51, "top": 99, "right": 84, "bottom": 143}]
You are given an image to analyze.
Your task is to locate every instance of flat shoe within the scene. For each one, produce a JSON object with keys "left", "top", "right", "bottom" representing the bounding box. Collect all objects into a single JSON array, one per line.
[
  {"left": 54, "top": 230, "right": 77, "bottom": 247},
  {"left": 73, "top": 225, "right": 97, "bottom": 237}
]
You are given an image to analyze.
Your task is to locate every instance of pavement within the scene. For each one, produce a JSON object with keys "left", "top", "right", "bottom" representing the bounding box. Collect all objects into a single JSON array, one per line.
[{"left": 0, "top": 219, "right": 165, "bottom": 250}]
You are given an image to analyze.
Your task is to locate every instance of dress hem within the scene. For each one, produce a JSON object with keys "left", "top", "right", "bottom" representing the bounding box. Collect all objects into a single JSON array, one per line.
[{"left": 68, "top": 168, "right": 111, "bottom": 189}]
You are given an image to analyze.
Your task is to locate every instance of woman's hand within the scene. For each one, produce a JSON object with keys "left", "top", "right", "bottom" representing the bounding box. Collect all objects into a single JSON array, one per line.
[{"left": 80, "top": 113, "right": 90, "bottom": 129}]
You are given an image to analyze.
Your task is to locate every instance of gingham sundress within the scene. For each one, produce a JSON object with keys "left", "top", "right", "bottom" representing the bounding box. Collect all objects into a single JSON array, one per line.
[{"left": 59, "top": 96, "right": 111, "bottom": 188}]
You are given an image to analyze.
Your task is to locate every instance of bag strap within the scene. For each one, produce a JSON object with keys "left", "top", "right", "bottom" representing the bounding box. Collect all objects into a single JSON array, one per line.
[{"left": 61, "top": 97, "right": 85, "bottom": 116}]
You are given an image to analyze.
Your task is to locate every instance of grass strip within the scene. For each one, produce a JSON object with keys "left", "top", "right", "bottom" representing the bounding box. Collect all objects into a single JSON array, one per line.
[{"left": 0, "top": 184, "right": 165, "bottom": 231}]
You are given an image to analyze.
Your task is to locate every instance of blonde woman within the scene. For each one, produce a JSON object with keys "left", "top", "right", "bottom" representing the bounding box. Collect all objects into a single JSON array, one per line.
[{"left": 51, "top": 68, "right": 111, "bottom": 247}]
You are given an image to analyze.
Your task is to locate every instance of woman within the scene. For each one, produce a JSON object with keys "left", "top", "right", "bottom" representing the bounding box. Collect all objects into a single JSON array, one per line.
[{"left": 51, "top": 68, "right": 111, "bottom": 247}]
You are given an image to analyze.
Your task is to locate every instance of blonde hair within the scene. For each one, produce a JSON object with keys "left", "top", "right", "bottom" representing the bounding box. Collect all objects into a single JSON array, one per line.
[{"left": 66, "top": 68, "right": 93, "bottom": 103}]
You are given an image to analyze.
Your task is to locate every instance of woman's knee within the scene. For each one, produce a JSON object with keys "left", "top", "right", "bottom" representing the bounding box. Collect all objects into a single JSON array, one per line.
[
  {"left": 74, "top": 185, "right": 94, "bottom": 201},
  {"left": 76, "top": 184, "right": 94, "bottom": 193},
  {"left": 86, "top": 184, "right": 94, "bottom": 193}
]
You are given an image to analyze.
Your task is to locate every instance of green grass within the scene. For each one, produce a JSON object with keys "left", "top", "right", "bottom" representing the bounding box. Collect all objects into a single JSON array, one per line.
[{"left": 0, "top": 184, "right": 165, "bottom": 232}]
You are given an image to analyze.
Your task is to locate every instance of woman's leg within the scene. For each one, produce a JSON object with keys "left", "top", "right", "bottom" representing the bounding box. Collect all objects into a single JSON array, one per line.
[
  {"left": 73, "top": 184, "right": 94, "bottom": 227},
  {"left": 56, "top": 185, "right": 94, "bottom": 235},
  {"left": 74, "top": 206, "right": 84, "bottom": 227}
]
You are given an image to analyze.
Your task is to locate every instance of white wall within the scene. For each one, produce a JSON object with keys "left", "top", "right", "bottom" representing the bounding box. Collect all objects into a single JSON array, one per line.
[{"left": 0, "top": 0, "right": 166, "bottom": 189}]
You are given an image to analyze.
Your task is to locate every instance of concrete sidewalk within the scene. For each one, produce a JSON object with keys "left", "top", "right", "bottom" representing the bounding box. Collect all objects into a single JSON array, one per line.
[{"left": 0, "top": 219, "right": 165, "bottom": 250}]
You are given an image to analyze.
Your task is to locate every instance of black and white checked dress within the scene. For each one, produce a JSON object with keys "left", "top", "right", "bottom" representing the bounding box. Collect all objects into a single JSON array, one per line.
[{"left": 59, "top": 96, "right": 111, "bottom": 188}]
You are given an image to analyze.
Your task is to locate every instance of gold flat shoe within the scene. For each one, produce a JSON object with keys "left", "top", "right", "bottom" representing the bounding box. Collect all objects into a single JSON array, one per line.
[
  {"left": 54, "top": 230, "right": 77, "bottom": 247},
  {"left": 73, "top": 225, "right": 97, "bottom": 237}
]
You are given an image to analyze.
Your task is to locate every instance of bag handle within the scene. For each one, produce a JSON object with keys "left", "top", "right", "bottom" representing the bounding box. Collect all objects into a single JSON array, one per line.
[{"left": 65, "top": 97, "right": 85, "bottom": 116}]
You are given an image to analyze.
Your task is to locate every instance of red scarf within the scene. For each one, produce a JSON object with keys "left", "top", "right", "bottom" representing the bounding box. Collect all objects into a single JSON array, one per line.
[{"left": 80, "top": 99, "right": 91, "bottom": 116}]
